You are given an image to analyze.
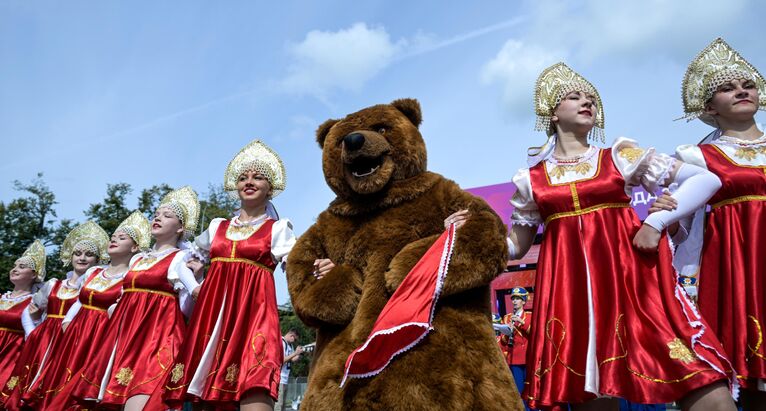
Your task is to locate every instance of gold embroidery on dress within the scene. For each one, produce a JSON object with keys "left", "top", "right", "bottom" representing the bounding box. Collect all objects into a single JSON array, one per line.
[
  {"left": 594, "top": 315, "right": 712, "bottom": 384},
  {"left": 0, "top": 299, "right": 19, "bottom": 310},
  {"left": 115, "top": 367, "right": 134, "bottom": 386},
  {"left": 5, "top": 376, "right": 18, "bottom": 390},
  {"left": 85, "top": 273, "right": 122, "bottom": 292},
  {"left": 618, "top": 147, "right": 645, "bottom": 163},
  {"left": 734, "top": 147, "right": 760, "bottom": 161},
  {"left": 667, "top": 338, "right": 695, "bottom": 364},
  {"left": 170, "top": 363, "right": 184, "bottom": 384},
  {"left": 57, "top": 284, "right": 80, "bottom": 299},
  {"left": 225, "top": 221, "right": 266, "bottom": 241},
  {"left": 533, "top": 318, "right": 585, "bottom": 378},
  {"left": 132, "top": 257, "right": 159, "bottom": 271},
  {"left": 747, "top": 315, "right": 766, "bottom": 361},
  {"left": 549, "top": 163, "right": 593, "bottom": 180},
  {"left": 225, "top": 364, "right": 239, "bottom": 384}
]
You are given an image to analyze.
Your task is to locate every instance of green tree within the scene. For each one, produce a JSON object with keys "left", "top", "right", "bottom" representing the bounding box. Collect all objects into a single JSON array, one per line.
[
  {"left": 198, "top": 184, "right": 239, "bottom": 234},
  {"left": 0, "top": 174, "right": 72, "bottom": 290},
  {"left": 138, "top": 184, "right": 173, "bottom": 219},
  {"left": 85, "top": 183, "right": 133, "bottom": 235}
]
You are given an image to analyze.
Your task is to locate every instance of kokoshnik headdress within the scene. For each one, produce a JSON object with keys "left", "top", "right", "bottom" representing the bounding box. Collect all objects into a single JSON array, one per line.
[
  {"left": 60, "top": 221, "right": 110, "bottom": 265},
  {"left": 158, "top": 186, "right": 200, "bottom": 238},
  {"left": 16, "top": 239, "right": 47, "bottom": 282},
  {"left": 681, "top": 37, "right": 766, "bottom": 127},
  {"left": 115, "top": 210, "right": 152, "bottom": 250},
  {"left": 534, "top": 62, "right": 605, "bottom": 142},
  {"left": 224, "top": 139, "right": 287, "bottom": 199}
]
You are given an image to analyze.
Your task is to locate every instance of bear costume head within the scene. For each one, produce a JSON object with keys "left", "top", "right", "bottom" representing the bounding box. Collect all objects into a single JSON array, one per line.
[
  {"left": 315, "top": 98, "right": 427, "bottom": 199},
  {"left": 286, "top": 98, "right": 522, "bottom": 411}
]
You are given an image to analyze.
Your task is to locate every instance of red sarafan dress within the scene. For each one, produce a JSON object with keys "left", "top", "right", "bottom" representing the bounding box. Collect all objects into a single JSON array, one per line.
[
  {"left": 510, "top": 138, "right": 733, "bottom": 409},
  {"left": 23, "top": 266, "right": 127, "bottom": 409},
  {"left": 162, "top": 215, "right": 295, "bottom": 408},
  {"left": 1, "top": 277, "right": 81, "bottom": 410},
  {"left": 676, "top": 134, "right": 766, "bottom": 390},
  {"left": 0, "top": 292, "right": 33, "bottom": 402},
  {"left": 68, "top": 248, "right": 196, "bottom": 408}
]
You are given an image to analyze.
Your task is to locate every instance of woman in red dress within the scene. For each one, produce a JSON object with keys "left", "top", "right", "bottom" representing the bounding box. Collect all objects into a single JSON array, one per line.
[
  {"left": 657, "top": 38, "right": 766, "bottom": 411},
  {"left": 0, "top": 240, "right": 45, "bottom": 405},
  {"left": 2, "top": 222, "right": 109, "bottom": 410},
  {"left": 23, "top": 211, "right": 151, "bottom": 410},
  {"left": 449, "top": 63, "right": 737, "bottom": 410},
  {"left": 67, "top": 186, "right": 202, "bottom": 411},
  {"left": 162, "top": 140, "right": 295, "bottom": 411}
]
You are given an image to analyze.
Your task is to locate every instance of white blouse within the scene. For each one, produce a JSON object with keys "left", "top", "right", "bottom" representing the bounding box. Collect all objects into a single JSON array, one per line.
[{"left": 510, "top": 137, "right": 676, "bottom": 227}]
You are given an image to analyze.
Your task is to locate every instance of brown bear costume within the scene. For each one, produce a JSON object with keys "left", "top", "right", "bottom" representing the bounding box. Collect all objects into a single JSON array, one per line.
[{"left": 286, "top": 98, "right": 524, "bottom": 411}]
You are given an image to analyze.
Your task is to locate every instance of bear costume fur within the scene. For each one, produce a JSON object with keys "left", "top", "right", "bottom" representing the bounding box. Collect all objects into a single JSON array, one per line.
[{"left": 286, "top": 98, "right": 524, "bottom": 411}]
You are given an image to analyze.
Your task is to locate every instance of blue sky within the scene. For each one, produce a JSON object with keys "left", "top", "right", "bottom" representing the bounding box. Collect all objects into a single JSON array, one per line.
[{"left": 2, "top": 0, "right": 765, "bottom": 303}]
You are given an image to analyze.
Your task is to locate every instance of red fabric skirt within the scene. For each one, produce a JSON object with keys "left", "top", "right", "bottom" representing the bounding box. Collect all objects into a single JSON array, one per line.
[
  {"left": 524, "top": 208, "right": 733, "bottom": 409},
  {"left": 23, "top": 306, "right": 111, "bottom": 410},
  {"left": 0, "top": 329, "right": 25, "bottom": 404},
  {"left": 698, "top": 201, "right": 766, "bottom": 389},
  {"left": 2, "top": 317, "right": 64, "bottom": 411},
  {"left": 69, "top": 290, "right": 185, "bottom": 408},
  {"left": 162, "top": 260, "right": 281, "bottom": 409}
]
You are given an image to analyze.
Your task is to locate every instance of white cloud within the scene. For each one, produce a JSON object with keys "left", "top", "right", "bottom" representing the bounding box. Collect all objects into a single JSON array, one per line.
[
  {"left": 281, "top": 23, "right": 405, "bottom": 97},
  {"left": 280, "top": 18, "right": 527, "bottom": 99},
  {"left": 480, "top": 40, "right": 564, "bottom": 117}
]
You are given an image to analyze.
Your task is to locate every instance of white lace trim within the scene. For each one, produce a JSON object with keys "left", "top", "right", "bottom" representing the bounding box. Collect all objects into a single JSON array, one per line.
[
  {"left": 511, "top": 210, "right": 543, "bottom": 227},
  {"left": 667, "top": 241, "right": 740, "bottom": 400}
]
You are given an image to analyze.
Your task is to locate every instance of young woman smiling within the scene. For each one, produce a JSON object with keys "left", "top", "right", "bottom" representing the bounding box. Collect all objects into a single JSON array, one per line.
[{"left": 161, "top": 140, "right": 295, "bottom": 411}]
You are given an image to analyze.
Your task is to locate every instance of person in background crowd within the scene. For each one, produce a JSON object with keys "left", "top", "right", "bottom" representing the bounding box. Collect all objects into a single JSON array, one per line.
[{"left": 275, "top": 329, "right": 304, "bottom": 411}]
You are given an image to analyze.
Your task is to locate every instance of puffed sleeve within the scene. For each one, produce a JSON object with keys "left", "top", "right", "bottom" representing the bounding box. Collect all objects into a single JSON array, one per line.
[
  {"left": 510, "top": 168, "right": 542, "bottom": 227},
  {"left": 675, "top": 144, "right": 708, "bottom": 169},
  {"left": 167, "top": 249, "right": 201, "bottom": 294},
  {"left": 190, "top": 218, "right": 226, "bottom": 262},
  {"left": 31, "top": 279, "right": 55, "bottom": 312},
  {"left": 612, "top": 137, "right": 676, "bottom": 193},
  {"left": 271, "top": 219, "right": 297, "bottom": 264}
]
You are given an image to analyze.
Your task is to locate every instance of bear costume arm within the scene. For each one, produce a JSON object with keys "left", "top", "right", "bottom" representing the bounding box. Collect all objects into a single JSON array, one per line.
[
  {"left": 440, "top": 195, "right": 508, "bottom": 297},
  {"left": 286, "top": 224, "right": 363, "bottom": 328},
  {"left": 385, "top": 184, "right": 508, "bottom": 297}
]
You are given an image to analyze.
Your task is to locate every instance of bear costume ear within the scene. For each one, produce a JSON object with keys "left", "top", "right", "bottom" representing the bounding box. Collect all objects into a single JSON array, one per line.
[
  {"left": 391, "top": 98, "right": 422, "bottom": 128},
  {"left": 316, "top": 119, "right": 339, "bottom": 148}
]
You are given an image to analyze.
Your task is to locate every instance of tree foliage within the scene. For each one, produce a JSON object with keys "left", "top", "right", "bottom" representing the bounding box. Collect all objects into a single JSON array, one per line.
[
  {"left": 0, "top": 174, "right": 73, "bottom": 289},
  {"left": 85, "top": 183, "right": 133, "bottom": 235},
  {"left": 137, "top": 184, "right": 173, "bottom": 220}
]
